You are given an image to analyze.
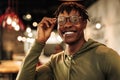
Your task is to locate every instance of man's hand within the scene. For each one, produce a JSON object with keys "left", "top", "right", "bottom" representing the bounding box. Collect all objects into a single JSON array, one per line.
[{"left": 36, "top": 17, "right": 56, "bottom": 43}]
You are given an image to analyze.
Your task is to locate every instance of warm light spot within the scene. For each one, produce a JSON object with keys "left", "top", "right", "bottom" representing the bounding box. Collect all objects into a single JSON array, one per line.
[
  {"left": 17, "top": 36, "right": 22, "bottom": 41},
  {"left": 26, "top": 13, "right": 31, "bottom": 20},
  {"left": 32, "top": 22, "right": 38, "bottom": 27},
  {"left": 26, "top": 27, "right": 31, "bottom": 33},
  {"left": 95, "top": 23, "right": 102, "bottom": 29},
  {"left": 28, "top": 32, "right": 33, "bottom": 37},
  {"left": 6, "top": 17, "right": 12, "bottom": 25},
  {"left": 14, "top": 25, "right": 20, "bottom": 31}
]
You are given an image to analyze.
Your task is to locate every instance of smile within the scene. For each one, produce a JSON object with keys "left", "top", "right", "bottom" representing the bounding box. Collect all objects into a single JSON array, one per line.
[{"left": 64, "top": 31, "right": 75, "bottom": 35}]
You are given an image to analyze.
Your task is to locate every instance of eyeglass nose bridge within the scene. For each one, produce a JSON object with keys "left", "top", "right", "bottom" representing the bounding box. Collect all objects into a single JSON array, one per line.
[{"left": 65, "top": 17, "right": 72, "bottom": 24}]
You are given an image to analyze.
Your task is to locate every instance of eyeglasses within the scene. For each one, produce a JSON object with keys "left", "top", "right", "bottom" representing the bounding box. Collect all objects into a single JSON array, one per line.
[{"left": 57, "top": 16, "right": 82, "bottom": 25}]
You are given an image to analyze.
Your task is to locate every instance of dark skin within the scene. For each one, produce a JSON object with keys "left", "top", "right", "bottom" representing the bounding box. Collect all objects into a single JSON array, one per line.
[
  {"left": 36, "top": 10, "right": 87, "bottom": 55},
  {"left": 36, "top": 17, "right": 56, "bottom": 43}
]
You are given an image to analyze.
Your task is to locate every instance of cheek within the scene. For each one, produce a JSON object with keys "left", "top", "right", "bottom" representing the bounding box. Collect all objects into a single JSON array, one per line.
[
  {"left": 76, "top": 24, "right": 83, "bottom": 30},
  {"left": 57, "top": 24, "right": 63, "bottom": 31},
  {"left": 57, "top": 25, "right": 62, "bottom": 35},
  {"left": 77, "top": 22, "right": 86, "bottom": 31}
]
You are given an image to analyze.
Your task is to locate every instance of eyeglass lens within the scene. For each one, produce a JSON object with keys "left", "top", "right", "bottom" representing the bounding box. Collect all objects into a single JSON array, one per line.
[{"left": 58, "top": 16, "right": 81, "bottom": 25}]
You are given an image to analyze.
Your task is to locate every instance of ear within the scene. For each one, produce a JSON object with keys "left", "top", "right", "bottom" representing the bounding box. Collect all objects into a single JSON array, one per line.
[{"left": 82, "top": 20, "right": 87, "bottom": 29}]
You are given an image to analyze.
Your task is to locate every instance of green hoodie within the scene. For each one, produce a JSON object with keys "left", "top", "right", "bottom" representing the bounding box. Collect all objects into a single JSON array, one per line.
[{"left": 16, "top": 39, "right": 120, "bottom": 80}]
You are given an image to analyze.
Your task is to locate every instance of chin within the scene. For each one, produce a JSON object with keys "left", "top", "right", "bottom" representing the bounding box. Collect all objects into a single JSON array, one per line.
[
  {"left": 64, "top": 37, "right": 82, "bottom": 44},
  {"left": 64, "top": 39, "right": 76, "bottom": 44}
]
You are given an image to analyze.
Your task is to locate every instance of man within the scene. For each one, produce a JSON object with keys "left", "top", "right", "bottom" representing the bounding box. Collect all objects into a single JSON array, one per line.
[{"left": 16, "top": 2, "right": 120, "bottom": 80}]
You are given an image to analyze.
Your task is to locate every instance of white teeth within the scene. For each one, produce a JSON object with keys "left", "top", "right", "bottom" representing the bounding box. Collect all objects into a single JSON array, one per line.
[{"left": 64, "top": 32, "right": 74, "bottom": 34}]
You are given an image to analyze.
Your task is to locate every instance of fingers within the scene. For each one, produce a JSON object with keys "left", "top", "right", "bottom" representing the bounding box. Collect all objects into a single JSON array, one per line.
[
  {"left": 36, "top": 17, "right": 56, "bottom": 43},
  {"left": 38, "top": 17, "right": 56, "bottom": 30}
]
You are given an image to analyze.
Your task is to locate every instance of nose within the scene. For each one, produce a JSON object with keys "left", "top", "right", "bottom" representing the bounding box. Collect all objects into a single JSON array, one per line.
[{"left": 64, "top": 19, "right": 72, "bottom": 28}]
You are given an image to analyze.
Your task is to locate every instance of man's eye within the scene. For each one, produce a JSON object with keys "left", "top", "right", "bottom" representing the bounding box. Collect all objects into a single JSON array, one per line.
[
  {"left": 58, "top": 17, "right": 65, "bottom": 23},
  {"left": 71, "top": 17, "right": 79, "bottom": 23},
  {"left": 58, "top": 17, "right": 66, "bottom": 25},
  {"left": 59, "top": 17, "right": 64, "bottom": 22}
]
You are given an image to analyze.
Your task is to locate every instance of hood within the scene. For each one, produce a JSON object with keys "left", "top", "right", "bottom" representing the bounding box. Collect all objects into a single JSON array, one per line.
[{"left": 75, "top": 38, "right": 105, "bottom": 56}]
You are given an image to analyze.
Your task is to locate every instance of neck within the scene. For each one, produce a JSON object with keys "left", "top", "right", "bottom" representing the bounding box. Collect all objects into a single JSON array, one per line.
[{"left": 65, "top": 38, "right": 86, "bottom": 55}]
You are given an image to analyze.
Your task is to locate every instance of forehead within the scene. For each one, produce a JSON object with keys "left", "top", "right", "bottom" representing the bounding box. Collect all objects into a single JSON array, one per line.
[{"left": 58, "top": 10, "right": 80, "bottom": 16}]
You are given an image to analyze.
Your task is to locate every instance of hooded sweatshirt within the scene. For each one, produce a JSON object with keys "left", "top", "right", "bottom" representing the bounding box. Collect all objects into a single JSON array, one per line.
[{"left": 16, "top": 39, "right": 120, "bottom": 80}]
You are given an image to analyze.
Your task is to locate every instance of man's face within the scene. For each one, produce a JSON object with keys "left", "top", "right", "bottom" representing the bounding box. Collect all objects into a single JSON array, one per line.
[{"left": 57, "top": 10, "right": 87, "bottom": 44}]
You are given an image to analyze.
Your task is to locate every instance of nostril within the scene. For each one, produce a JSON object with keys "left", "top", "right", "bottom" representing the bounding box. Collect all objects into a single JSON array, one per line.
[{"left": 64, "top": 25, "right": 72, "bottom": 28}]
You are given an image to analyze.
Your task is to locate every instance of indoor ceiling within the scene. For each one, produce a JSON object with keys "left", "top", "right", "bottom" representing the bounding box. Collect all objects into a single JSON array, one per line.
[{"left": 0, "top": 0, "right": 98, "bottom": 30}]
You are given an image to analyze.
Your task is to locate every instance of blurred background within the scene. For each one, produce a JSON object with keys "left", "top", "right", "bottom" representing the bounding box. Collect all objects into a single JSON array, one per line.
[
  {"left": 0, "top": 0, "right": 120, "bottom": 79},
  {"left": 0, "top": 0, "right": 98, "bottom": 60}
]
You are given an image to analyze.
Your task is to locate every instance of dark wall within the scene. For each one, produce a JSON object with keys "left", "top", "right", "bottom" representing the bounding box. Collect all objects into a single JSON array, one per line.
[{"left": 0, "top": 26, "right": 3, "bottom": 60}]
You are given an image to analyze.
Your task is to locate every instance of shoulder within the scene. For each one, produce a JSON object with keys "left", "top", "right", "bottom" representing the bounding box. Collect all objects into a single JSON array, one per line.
[
  {"left": 95, "top": 45, "right": 120, "bottom": 64},
  {"left": 96, "top": 45, "right": 120, "bottom": 74},
  {"left": 96, "top": 45, "right": 119, "bottom": 56}
]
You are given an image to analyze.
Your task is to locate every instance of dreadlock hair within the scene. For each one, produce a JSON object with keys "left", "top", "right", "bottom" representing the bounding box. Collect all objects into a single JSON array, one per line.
[{"left": 54, "top": 1, "right": 89, "bottom": 21}]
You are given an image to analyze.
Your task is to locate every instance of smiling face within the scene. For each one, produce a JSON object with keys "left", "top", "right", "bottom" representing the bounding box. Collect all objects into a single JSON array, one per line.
[{"left": 57, "top": 10, "right": 87, "bottom": 44}]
